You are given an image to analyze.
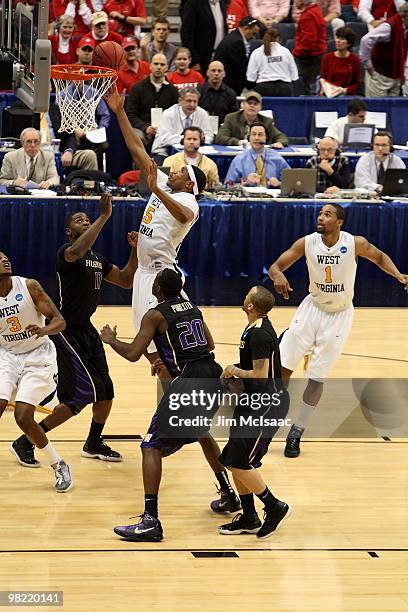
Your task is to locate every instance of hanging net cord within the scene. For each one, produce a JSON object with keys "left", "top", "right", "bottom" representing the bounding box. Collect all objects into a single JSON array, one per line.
[{"left": 52, "top": 67, "right": 117, "bottom": 134}]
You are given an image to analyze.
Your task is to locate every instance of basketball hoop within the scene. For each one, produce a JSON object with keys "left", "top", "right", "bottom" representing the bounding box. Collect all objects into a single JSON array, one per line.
[{"left": 51, "top": 64, "right": 117, "bottom": 133}]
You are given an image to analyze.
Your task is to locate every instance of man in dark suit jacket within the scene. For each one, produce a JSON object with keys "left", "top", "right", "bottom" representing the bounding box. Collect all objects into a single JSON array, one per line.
[
  {"left": 213, "top": 16, "right": 259, "bottom": 95},
  {"left": 180, "top": 0, "right": 228, "bottom": 76}
]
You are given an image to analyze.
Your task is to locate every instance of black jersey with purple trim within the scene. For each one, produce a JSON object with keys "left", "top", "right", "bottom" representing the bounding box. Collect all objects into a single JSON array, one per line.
[{"left": 153, "top": 297, "right": 212, "bottom": 376}]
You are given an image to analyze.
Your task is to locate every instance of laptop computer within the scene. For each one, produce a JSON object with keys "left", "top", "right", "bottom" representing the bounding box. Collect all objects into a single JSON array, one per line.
[
  {"left": 382, "top": 168, "right": 408, "bottom": 196},
  {"left": 342, "top": 123, "right": 375, "bottom": 150},
  {"left": 280, "top": 168, "right": 317, "bottom": 197}
]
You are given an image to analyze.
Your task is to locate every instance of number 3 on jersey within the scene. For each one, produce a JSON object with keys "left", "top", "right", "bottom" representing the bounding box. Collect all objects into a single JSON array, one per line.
[
  {"left": 6, "top": 316, "right": 22, "bottom": 332},
  {"left": 143, "top": 206, "right": 156, "bottom": 224}
]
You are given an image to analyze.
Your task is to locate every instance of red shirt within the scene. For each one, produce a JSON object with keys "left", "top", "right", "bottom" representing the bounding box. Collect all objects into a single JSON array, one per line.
[
  {"left": 52, "top": 0, "right": 95, "bottom": 35},
  {"left": 49, "top": 35, "right": 78, "bottom": 65},
  {"left": 167, "top": 69, "right": 205, "bottom": 90},
  {"left": 104, "top": 0, "right": 147, "bottom": 36},
  {"left": 226, "top": 0, "right": 249, "bottom": 32},
  {"left": 88, "top": 31, "right": 124, "bottom": 45},
  {"left": 320, "top": 52, "right": 361, "bottom": 95},
  {"left": 116, "top": 61, "right": 151, "bottom": 93},
  {"left": 293, "top": 4, "right": 327, "bottom": 57}
]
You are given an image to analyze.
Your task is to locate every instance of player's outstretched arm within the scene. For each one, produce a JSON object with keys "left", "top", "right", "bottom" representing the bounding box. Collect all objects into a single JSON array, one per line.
[
  {"left": 100, "top": 310, "right": 162, "bottom": 362},
  {"left": 105, "top": 231, "right": 138, "bottom": 289},
  {"left": 147, "top": 159, "right": 195, "bottom": 223},
  {"left": 355, "top": 236, "right": 408, "bottom": 292},
  {"left": 268, "top": 237, "right": 306, "bottom": 299},
  {"left": 65, "top": 194, "right": 112, "bottom": 262},
  {"left": 104, "top": 85, "right": 151, "bottom": 178},
  {"left": 25, "top": 279, "right": 66, "bottom": 337}
]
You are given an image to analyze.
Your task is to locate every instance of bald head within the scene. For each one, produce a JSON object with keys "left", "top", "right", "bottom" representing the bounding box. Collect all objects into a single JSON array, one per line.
[
  {"left": 318, "top": 136, "right": 339, "bottom": 161},
  {"left": 150, "top": 53, "right": 168, "bottom": 80},
  {"left": 206, "top": 61, "right": 226, "bottom": 88}
]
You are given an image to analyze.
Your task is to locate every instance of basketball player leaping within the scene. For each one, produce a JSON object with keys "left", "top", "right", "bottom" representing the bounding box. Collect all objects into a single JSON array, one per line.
[
  {"left": 268, "top": 203, "right": 408, "bottom": 458},
  {"left": 0, "top": 252, "right": 72, "bottom": 492},
  {"left": 104, "top": 87, "right": 241, "bottom": 513}
]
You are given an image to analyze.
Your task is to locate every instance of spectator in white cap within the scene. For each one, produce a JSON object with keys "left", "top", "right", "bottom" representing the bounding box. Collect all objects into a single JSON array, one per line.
[{"left": 87, "top": 11, "right": 123, "bottom": 44}]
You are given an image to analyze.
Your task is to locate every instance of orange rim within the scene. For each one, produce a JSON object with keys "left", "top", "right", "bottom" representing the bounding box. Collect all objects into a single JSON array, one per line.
[{"left": 51, "top": 64, "right": 116, "bottom": 80}]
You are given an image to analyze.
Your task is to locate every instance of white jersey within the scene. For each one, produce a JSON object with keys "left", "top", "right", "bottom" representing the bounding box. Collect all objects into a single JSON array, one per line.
[
  {"left": 0, "top": 276, "right": 47, "bottom": 354},
  {"left": 305, "top": 231, "right": 357, "bottom": 313},
  {"left": 137, "top": 170, "right": 199, "bottom": 269}
]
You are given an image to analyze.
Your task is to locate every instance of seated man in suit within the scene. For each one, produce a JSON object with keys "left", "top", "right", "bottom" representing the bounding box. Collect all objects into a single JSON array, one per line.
[
  {"left": 0, "top": 128, "right": 60, "bottom": 188},
  {"left": 151, "top": 86, "right": 213, "bottom": 163},
  {"left": 306, "top": 137, "right": 351, "bottom": 193},
  {"left": 225, "top": 123, "right": 289, "bottom": 186},
  {"left": 162, "top": 126, "right": 220, "bottom": 188},
  {"left": 355, "top": 131, "right": 405, "bottom": 193},
  {"left": 215, "top": 91, "right": 288, "bottom": 148}
]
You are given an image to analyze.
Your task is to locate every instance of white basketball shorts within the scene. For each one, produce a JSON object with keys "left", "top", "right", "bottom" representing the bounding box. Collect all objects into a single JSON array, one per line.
[
  {"left": 0, "top": 340, "right": 58, "bottom": 406},
  {"left": 279, "top": 294, "right": 354, "bottom": 380}
]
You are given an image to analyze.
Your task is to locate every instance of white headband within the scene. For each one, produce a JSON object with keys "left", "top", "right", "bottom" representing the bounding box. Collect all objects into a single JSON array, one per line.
[{"left": 186, "top": 164, "right": 199, "bottom": 195}]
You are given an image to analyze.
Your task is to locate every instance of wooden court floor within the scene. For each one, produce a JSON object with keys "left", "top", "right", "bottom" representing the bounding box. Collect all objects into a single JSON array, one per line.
[{"left": 0, "top": 306, "right": 407, "bottom": 611}]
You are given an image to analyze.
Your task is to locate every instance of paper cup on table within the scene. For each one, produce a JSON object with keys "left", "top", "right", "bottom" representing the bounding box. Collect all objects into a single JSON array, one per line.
[{"left": 151, "top": 108, "right": 163, "bottom": 128}]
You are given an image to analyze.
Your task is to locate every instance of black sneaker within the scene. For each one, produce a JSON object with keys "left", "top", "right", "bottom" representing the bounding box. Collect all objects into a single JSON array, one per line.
[
  {"left": 10, "top": 439, "right": 40, "bottom": 468},
  {"left": 81, "top": 438, "right": 123, "bottom": 462},
  {"left": 257, "top": 501, "right": 292, "bottom": 540},
  {"left": 113, "top": 512, "right": 163, "bottom": 542},
  {"left": 219, "top": 513, "right": 261, "bottom": 535},
  {"left": 284, "top": 425, "right": 304, "bottom": 458},
  {"left": 211, "top": 488, "right": 242, "bottom": 514}
]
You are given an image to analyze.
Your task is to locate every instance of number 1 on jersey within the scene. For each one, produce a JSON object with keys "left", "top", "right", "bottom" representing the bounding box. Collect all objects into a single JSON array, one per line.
[{"left": 325, "top": 266, "right": 333, "bottom": 283}]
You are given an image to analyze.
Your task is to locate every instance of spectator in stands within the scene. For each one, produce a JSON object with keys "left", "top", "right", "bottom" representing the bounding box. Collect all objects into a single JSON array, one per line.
[
  {"left": 215, "top": 91, "right": 288, "bottom": 147},
  {"left": 103, "top": 0, "right": 147, "bottom": 37},
  {"left": 246, "top": 27, "right": 299, "bottom": 96},
  {"left": 167, "top": 47, "right": 205, "bottom": 90},
  {"left": 116, "top": 36, "right": 150, "bottom": 93},
  {"left": 227, "top": 0, "right": 249, "bottom": 32},
  {"left": 151, "top": 86, "right": 214, "bottom": 162},
  {"left": 88, "top": 11, "right": 123, "bottom": 44},
  {"left": 359, "top": 3, "right": 408, "bottom": 97},
  {"left": 357, "top": 0, "right": 404, "bottom": 29},
  {"left": 41, "top": 103, "right": 98, "bottom": 172},
  {"left": 0, "top": 128, "right": 60, "bottom": 188},
  {"left": 248, "top": 0, "right": 290, "bottom": 29},
  {"left": 53, "top": 0, "right": 96, "bottom": 36},
  {"left": 324, "top": 99, "right": 369, "bottom": 144},
  {"left": 320, "top": 26, "right": 361, "bottom": 96},
  {"left": 163, "top": 126, "right": 220, "bottom": 188},
  {"left": 152, "top": 0, "right": 169, "bottom": 19},
  {"left": 225, "top": 123, "right": 289, "bottom": 186},
  {"left": 292, "top": 0, "right": 327, "bottom": 96},
  {"left": 292, "top": 0, "right": 344, "bottom": 34},
  {"left": 49, "top": 15, "right": 77, "bottom": 64},
  {"left": 198, "top": 60, "right": 238, "bottom": 124},
  {"left": 75, "top": 35, "right": 95, "bottom": 65},
  {"left": 180, "top": 0, "right": 228, "bottom": 75},
  {"left": 140, "top": 17, "right": 178, "bottom": 71},
  {"left": 127, "top": 53, "right": 179, "bottom": 147},
  {"left": 355, "top": 131, "right": 405, "bottom": 192},
  {"left": 306, "top": 136, "right": 351, "bottom": 192},
  {"left": 214, "top": 16, "right": 259, "bottom": 95}
]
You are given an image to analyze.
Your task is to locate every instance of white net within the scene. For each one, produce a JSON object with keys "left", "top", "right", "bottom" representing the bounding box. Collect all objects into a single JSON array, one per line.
[{"left": 52, "top": 66, "right": 117, "bottom": 134}]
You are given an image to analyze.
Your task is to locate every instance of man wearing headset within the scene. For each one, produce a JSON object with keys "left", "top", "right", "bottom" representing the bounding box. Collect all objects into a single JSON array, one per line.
[
  {"left": 162, "top": 126, "right": 220, "bottom": 188},
  {"left": 224, "top": 123, "right": 289, "bottom": 187},
  {"left": 354, "top": 131, "right": 406, "bottom": 193},
  {"left": 306, "top": 136, "right": 351, "bottom": 193}
]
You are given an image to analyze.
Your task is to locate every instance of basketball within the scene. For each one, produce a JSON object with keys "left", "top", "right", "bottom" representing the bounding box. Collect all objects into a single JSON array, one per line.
[
  {"left": 93, "top": 40, "right": 125, "bottom": 71},
  {"left": 352, "top": 378, "right": 407, "bottom": 429}
]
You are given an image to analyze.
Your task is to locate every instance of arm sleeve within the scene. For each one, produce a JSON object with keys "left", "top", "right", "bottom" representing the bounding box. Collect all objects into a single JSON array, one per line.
[
  {"left": 330, "top": 158, "right": 351, "bottom": 189},
  {"left": 215, "top": 115, "right": 240, "bottom": 145},
  {"left": 354, "top": 154, "right": 379, "bottom": 190},
  {"left": 346, "top": 55, "right": 361, "bottom": 96},
  {"left": 246, "top": 50, "right": 260, "bottom": 83},
  {"left": 0, "top": 153, "right": 15, "bottom": 185},
  {"left": 249, "top": 329, "right": 272, "bottom": 361},
  {"left": 224, "top": 155, "right": 244, "bottom": 183},
  {"left": 198, "top": 110, "right": 214, "bottom": 144},
  {"left": 151, "top": 110, "right": 182, "bottom": 154},
  {"left": 357, "top": 0, "right": 374, "bottom": 24},
  {"left": 359, "top": 24, "right": 391, "bottom": 67},
  {"left": 96, "top": 99, "right": 111, "bottom": 130},
  {"left": 45, "top": 155, "right": 60, "bottom": 186},
  {"left": 276, "top": 0, "right": 290, "bottom": 21}
]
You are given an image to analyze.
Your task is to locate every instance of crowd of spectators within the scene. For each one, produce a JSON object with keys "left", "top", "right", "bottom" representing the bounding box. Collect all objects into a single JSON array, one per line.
[{"left": 1, "top": 0, "right": 407, "bottom": 191}]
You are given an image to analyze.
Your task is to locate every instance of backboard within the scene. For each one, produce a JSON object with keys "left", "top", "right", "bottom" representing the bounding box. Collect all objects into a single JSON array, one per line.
[{"left": 2, "top": 0, "right": 51, "bottom": 112}]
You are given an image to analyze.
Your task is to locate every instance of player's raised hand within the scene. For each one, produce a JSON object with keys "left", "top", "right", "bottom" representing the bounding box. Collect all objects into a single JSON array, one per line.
[
  {"left": 147, "top": 158, "right": 158, "bottom": 192},
  {"left": 397, "top": 274, "right": 408, "bottom": 293},
  {"left": 100, "top": 324, "right": 117, "bottom": 343},
  {"left": 104, "top": 85, "right": 125, "bottom": 113},
  {"left": 273, "top": 273, "right": 293, "bottom": 300},
  {"left": 127, "top": 231, "right": 138, "bottom": 248},
  {"left": 25, "top": 324, "right": 45, "bottom": 338},
  {"left": 99, "top": 193, "right": 112, "bottom": 218}
]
